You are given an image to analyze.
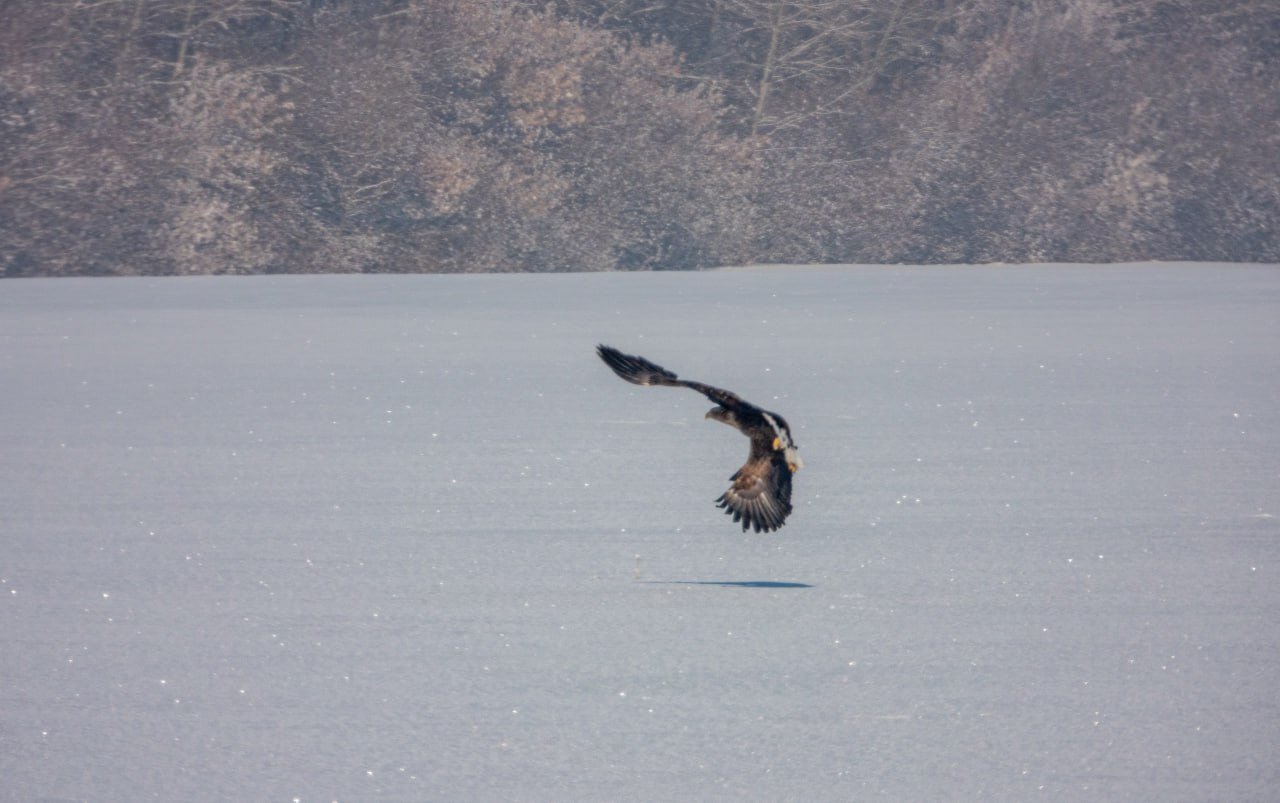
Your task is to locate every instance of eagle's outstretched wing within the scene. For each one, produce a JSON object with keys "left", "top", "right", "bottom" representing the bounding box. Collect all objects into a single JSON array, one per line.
[
  {"left": 716, "top": 446, "right": 794, "bottom": 534},
  {"left": 595, "top": 344, "right": 746, "bottom": 409},
  {"left": 596, "top": 344, "right": 799, "bottom": 533}
]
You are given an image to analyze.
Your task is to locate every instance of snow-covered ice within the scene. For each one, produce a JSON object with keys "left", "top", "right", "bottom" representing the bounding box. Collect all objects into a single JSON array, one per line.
[{"left": 1, "top": 263, "right": 1277, "bottom": 800}]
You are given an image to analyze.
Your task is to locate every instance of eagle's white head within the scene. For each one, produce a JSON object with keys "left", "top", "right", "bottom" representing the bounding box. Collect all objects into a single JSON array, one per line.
[{"left": 762, "top": 412, "right": 803, "bottom": 473}]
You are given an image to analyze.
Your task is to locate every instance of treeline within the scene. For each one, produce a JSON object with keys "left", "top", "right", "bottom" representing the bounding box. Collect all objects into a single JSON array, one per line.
[{"left": 1, "top": 0, "right": 1276, "bottom": 276}]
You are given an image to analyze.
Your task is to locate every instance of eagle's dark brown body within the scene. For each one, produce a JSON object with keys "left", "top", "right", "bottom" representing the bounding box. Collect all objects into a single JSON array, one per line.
[{"left": 596, "top": 344, "right": 802, "bottom": 533}]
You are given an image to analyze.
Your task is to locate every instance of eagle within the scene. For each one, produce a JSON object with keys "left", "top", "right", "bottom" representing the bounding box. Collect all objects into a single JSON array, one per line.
[{"left": 596, "top": 344, "right": 802, "bottom": 533}]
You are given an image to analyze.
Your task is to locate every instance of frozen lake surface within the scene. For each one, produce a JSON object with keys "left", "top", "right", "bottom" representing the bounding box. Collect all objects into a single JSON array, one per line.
[{"left": 2, "top": 263, "right": 1278, "bottom": 801}]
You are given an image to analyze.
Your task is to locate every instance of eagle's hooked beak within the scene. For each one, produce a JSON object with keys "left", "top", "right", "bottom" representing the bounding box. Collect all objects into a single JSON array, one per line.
[{"left": 772, "top": 437, "right": 782, "bottom": 450}]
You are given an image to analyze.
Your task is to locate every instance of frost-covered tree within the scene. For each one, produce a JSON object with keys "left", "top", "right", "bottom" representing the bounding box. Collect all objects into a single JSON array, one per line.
[
  {"left": 286, "top": 1, "right": 753, "bottom": 272},
  {"left": 860, "top": 0, "right": 1280, "bottom": 263}
]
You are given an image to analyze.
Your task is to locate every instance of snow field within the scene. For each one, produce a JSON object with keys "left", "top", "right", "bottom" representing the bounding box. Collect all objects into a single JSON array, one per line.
[{"left": 1, "top": 264, "right": 1277, "bottom": 800}]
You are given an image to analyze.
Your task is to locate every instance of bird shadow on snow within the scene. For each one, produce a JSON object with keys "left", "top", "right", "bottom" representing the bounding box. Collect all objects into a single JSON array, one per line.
[{"left": 638, "top": 580, "right": 814, "bottom": 589}]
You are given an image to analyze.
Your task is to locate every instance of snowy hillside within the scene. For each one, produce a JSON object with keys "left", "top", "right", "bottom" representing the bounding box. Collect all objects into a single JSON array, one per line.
[{"left": 2, "top": 264, "right": 1277, "bottom": 800}]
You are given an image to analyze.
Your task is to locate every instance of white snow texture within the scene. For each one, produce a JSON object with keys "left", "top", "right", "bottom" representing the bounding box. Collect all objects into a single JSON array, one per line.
[{"left": 2, "top": 264, "right": 1277, "bottom": 801}]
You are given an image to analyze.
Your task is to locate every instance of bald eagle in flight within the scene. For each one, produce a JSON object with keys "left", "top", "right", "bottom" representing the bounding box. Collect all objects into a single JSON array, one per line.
[{"left": 596, "top": 344, "right": 802, "bottom": 533}]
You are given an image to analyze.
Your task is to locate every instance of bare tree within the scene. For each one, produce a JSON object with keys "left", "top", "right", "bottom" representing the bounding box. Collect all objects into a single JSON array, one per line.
[
  {"left": 286, "top": 1, "right": 753, "bottom": 272},
  {"left": 678, "top": 0, "right": 942, "bottom": 136}
]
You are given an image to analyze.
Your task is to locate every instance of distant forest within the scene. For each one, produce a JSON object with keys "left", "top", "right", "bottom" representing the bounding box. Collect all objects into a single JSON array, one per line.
[{"left": 2, "top": 0, "right": 1276, "bottom": 276}]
